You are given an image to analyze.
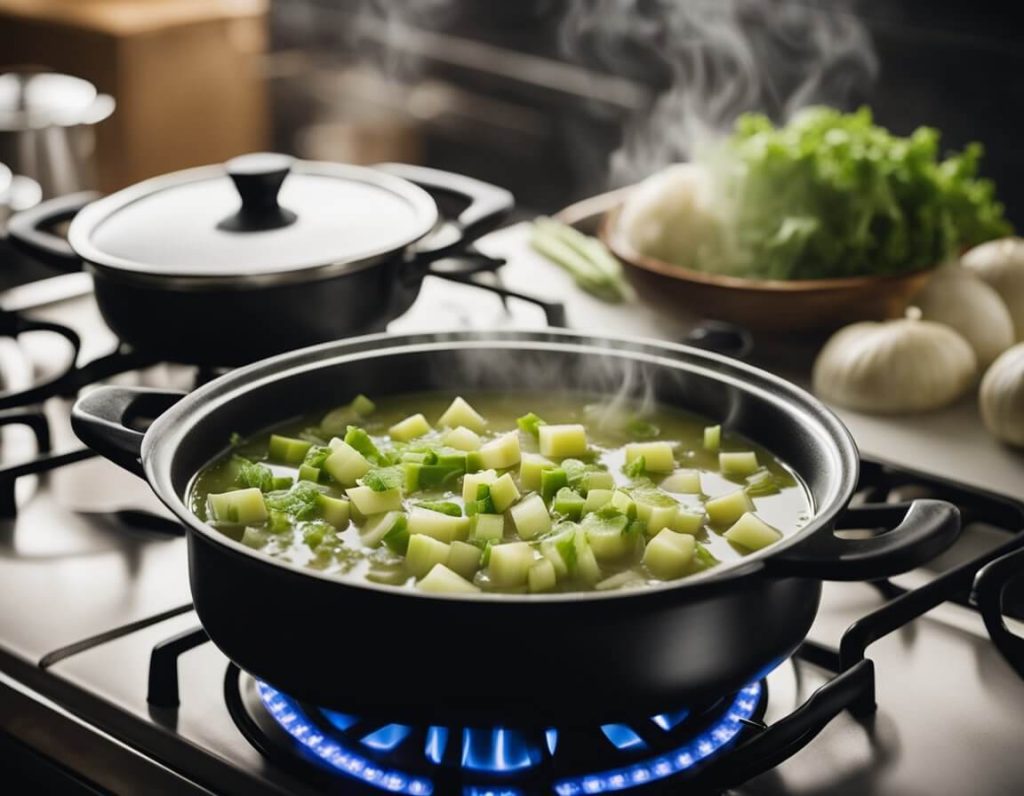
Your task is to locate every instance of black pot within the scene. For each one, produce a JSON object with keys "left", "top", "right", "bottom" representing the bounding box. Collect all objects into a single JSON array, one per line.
[
  {"left": 71, "top": 330, "right": 960, "bottom": 723},
  {"left": 8, "top": 155, "right": 516, "bottom": 365}
]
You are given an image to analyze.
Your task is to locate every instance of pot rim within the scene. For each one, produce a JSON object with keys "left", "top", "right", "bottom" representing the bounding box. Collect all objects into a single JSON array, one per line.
[
  {"left": 142, "top": 329, "right": 860, "bottom": 604},
  {"left": 67, "top": 160, "right": 439, "bottom": 288}
]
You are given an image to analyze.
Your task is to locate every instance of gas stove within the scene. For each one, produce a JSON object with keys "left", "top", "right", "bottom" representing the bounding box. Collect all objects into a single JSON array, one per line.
[{"left": 1, "top": 230, "right": 1024, "bottom": 795}]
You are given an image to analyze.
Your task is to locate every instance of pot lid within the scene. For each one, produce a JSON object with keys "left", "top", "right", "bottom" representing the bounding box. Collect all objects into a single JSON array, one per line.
[
  {"left": 68, "top": 153, "right": 439, "bottom": 281},
  {"left": 0, "top": 72, "right": 115, "bottom": 130}
]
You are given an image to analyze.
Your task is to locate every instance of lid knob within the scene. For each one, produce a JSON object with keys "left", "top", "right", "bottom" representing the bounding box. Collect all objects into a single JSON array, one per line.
[{"left": 219, "top": 152, "right": 297, "bottom": 232}]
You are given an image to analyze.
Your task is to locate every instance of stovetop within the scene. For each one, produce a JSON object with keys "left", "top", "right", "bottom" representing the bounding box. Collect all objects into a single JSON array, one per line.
[{"left": 1, "top": 237, "right": 1023, "bottom": 795}]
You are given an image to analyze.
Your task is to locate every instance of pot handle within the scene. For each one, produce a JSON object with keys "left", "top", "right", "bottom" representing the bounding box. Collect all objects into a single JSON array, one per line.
[
  {"left": 71, "top": 386, "right": 187, "bottom": 478},
  {"left": 7, "top": 191, "right": 97, "bottom": 268},
  {"left": 973, "top": 546, "right": 1024, "bottom": 678},
  {"left": 766, "top": 499, "right": 960, "bottom": 581},
  {"left": 374, "top": 163, "right": 514, "bottom": 259}
]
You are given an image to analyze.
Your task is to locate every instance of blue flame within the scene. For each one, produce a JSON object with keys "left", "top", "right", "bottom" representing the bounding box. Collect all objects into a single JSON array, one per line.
[
  {"left": 651, "top": 709, "right": 689, "bottom": 732},
  {"left": 545, "top": 728, "right": 559, "bottom": 756},
  {"left": 461, "top": 727, "right": 542, "bottom": 772},
  {"left": 322, "top": 710, "right": 359, "bottom": 732},
  {"left": 600, "top": 724, "right": 647, "bottom": 750},
  {"left": 362, "top": 724, "right": 412, "bottom": 751},
  {"left": 424, "top": 726, "right": 448, "bottom": 764}
]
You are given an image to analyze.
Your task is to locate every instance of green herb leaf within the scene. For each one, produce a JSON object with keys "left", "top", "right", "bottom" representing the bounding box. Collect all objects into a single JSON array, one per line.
[
  {"left": 362, "top": 466, "right": 404, "bottom": 492},
  {"left": 266, "top": 481, "right": 322, "bottom": 520},
  {"left": 415, "top": 501, "right": 462, "bottom": 517},
  {"left": 233, "top": 456, "right": 275, "bottom": 492},
  {"left": 624, "top": 456, "right": 646, "bottom": 479}
]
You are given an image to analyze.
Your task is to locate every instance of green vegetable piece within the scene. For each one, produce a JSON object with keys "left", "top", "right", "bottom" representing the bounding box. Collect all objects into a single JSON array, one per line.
[
  {"left": 208, "top": 488, "right": 268, "bottom": 525},
  {"left": 346, "top": 486, "right": 403, "bottom": 515},
  {"left": 268, "top": 434, "right": 313, "bottom": 466},
  {"left": 470, "top": 514, "right": 504, "bottom": 544},
  {"left": 265, "top": 481, "right": 322, "bottom": 520},
  {"left": 539, "top": 525, "right": 577, "bottom": 576},
  {"left": 303, "top": 521, "right": 334, "bottom": 549},
  {"left": 609, "top": 490, "right": 637, "bottom": 520},
  {"left": 232, "top": 457, "right": 275, "bottom": 492},
  {"left": 406, "top": 534, "right": 451, "bottom": 578},
  {"left": 582, "top": 488, "right": 614, "bottom": 515},
  {"left": 530, "top": 218, "right": 633, "bottom": 303},
  {"left": 271, "top": 475, "right": 294, "bottom": 491},
  {"left": 266, "top": 510, "right": 292, "bottom": 534},
  {"left": 415, "top": 501, "right": 462, "bottom": 517},
  {"left": 361, "top": 511, "right": 406, "bottom": 548},
  {"left": 516, "top": 412, "right": 547, "bottom": 437},
  {"left": 322, "top": 441, "right": 371, "bottom": 486},
  {"left": 344, "top": 426, "right": 383, "bottom": 465},
  {"left": 297, "top": 464, "right": 321, "bottom": 484},
  {"left": 462, "top": 470, "right": 498, "bottom": 504},
  {"left": 623, "top": 455, "right": 646, "bottom": 479},
  {"left": 625, "top": 441, "right": 675, "bottom": 473},
  {"left": 466, "top": 484, "right": 496, "bottom": 516},
  {"left": 693, "top": 542, "right": 720, "bottom": 571},
  {"left": 581, "top": 509, "right": 633, "bottom": 561},
  {"left": 703, "top": 425, "right": 721, "bottom": 453},
  {"left": 528, "top": 558, "right": 557, "bottom": 593},
  {"left": 745, "top": 469, "right": 781, "bottom": 497},
  {"left": 573, "top": 529, "right": 603, "bottom": 584},
  {"left": 316, "top": 493, "right": 351, "bottom": 528},
  {"left": 519, "top": 453, "right": 554, "bottom": 492},
  {"left": 407, "top": 508, "right": 470, "bottom": 543},
  {"left": 383, "top": 516, "right": 411, "bottom": 554},
  {"left": 582, "top": 471, "right": 615, "bottom": 493},
  {"left": 509, "top": 493, "right": 552, "bottom": 539},
  {"left": 552, "top": 487, "right": 585, "bottom": 520},
  {"left": 362, "top": 466, "right": 405, "bottom": 492},
  {"left": 488, "top": 542, "right": 534, "bottom": 588},
  {"left": 540, "top": 468, "right": 569, "bottom": 502},
  {"left": 448, "top": 540, "right": 483, "bottom": 580},
  {"left": 303, "top": 445, "right": 332, "bottom": 469},
  {"left": 480, "top": 540, "right": 495, "bottom": 567}
]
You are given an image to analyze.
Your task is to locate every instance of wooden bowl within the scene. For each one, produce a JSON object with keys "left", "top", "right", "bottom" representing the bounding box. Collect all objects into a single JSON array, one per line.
[{"left": 596, "top": 202, "right": 933, "bottom": 332}]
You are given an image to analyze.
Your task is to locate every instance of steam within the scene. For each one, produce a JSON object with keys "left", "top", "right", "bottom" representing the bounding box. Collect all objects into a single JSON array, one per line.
[{"left": 559, "top": 0, "right": 878, "bottom": 184}]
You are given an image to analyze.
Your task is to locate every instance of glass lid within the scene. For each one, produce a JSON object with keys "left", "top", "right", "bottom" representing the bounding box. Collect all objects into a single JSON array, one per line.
[{"left": 68, "top": 153, "right": 438, "bottom": 281}]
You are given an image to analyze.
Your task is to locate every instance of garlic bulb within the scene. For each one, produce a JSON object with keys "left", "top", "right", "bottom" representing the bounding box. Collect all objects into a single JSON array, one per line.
[
  {"left": 979, "top": 343, "right": 1024, "bottom": 446},
  {"left": 911, "top": 264, "right": 1014, "bottom": 367},
  {"left": 961, "top": 238, "right": 1024, "bottom": 341},
  {"left": 813, "top": 319, "right": 977, "bottom": 413}
]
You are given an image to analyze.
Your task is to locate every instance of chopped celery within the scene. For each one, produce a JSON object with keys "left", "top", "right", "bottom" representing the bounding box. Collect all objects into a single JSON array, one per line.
[
  {"left": 268, "top": 434, "right": 313, "bottom": 465},
  {"left": 553, "top": 487, "right": 585, "bottom": 520},
  {"left": 582, "top": 488, "right": 614, "bottom": 514},
  {"left": 719, "top": 451, "right": 759, "bottom": 478},
  {"left": 240, "top": 527, "right": 267, "bottom": 549},
  {"left": 476, "top": 432, "right": 521, "bottom": 470},
  {"left": 573, "top": 530, "right": 603, "bottom": 584},
  {"left": 344, "top": 426, "right": 383, "bottom": 464},
  {"left": 298, "top": 464, "right": 321, "bottom": 483},
  {"left": 346, "top": 486, "right": 403, "bottom": 515},
  {"left": 539, "top": 524, "right": 578, "bottom": 576},
  {"left": 470, "top": 513, "right": 505, "bottom": 544},
  {"left": 271, "top": 475, "right": 294, "bottom": 491},
  {"left": 703, "top": 424, "right": 721, "bottom": 452},
  {"left": 389, "top": 413, "right": 431, "bottom": 442},
  {"left": 516, "top": 412, "right": 547, "bottom": 437},
  {"left": 444, "top": 425, "right": 482, "bottom": 451},
  {"left": 448, "top": 540, "right": 483, "bottom": 580},
  {"left": 418, "top": 563, "right": 480, "bottom": 594},
  {"left": 624, "top": 441, "right": 675, "bottom": 473},
  {"left": 437, "top": 396, "right": 487, "bottom": 433},
  {"left": 488, "top": 542, "right": 534, "bottom": 588},
  {"left": 610, "top": 490, "right": 637, "bottom": 519},
  {"left": 383, "top": 516, "right": 411, "bottom": 554},
  {"left": 208, "top": 488, "right": 268, "bottom": 525},
  {"left": 407, "top": 507, "right": 470, "bottom": 543},
  {"left": 322, "top": 441, "right": 371, "bottom": 486},
  {"left": 745, "top": 469, "right": 781, "bottom": 497},
  {"left": 643, "top": 529, "right": 695, "bottom": 579},
  {"left": 519, "top": 453, "right": 554, "bottom": 491},
  {"left": 538, "top": 424, "right": 588, "bottom": 458},
  {"left": 462, "top": 469, "right": 498, "bottom": 504},
  {"left": 266, "top": 510, "right": 292, "bottom": 534},
  {"left": 488, "top": 473, "right": 521, "bottom": 513},
  {"left": 660, "top": 469, "right": 702, "bottom": 494},
  {"left": 724, "top": 512, "right": 783, "bottom": 551},
  {"left": 693, "top": 542, "right": 720, "bottom": 571},
  {"left": 406, "top": 534, "right": 451, "bottom": 578},
  {"left": 705, "top": 489, "right": 755, "bottom": 527},
  {"left": 624, "top": 456, "right": 646, "bottom": 479},
  {"left": 509, "top": 493, "right": 552, "bottom": 539},
  {"left": 582, "top": 470, "right": 615, "bottom": 493},
  {"left": 465, "top": 484, "right": 496, "bottom": 516},
  {"left": 360, "top": 511, "right": 406, "bottom": 547},
  {"left": 316, "top": 494, "right": 351, "bottom": 528},
  {"left": 415, "top": 501, "right": 462, "bottom": 517},
  {"left": 528, "top": 558, "right": 557, "bottom": 592},
  {"left": 405, "top": 462, "right": 464, "bottom": 492},
  {"left": 540, "top": 467, "right": 569, "bottom": 502}
]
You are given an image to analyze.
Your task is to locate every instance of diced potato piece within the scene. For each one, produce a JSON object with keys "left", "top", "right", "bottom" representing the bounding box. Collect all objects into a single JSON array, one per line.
[
  {"left": 509, "top": 494, "right": 552, "bottom": 539},
  {"left": 574, "top": 531, "right": 602, "bottom": 584},
  {"left": 720, "top": 451, "right": 759, "bottom": 478},
  {"left": 528, "top": 559, "right": 557, "bottom": 593},
  {"left": 584, "top": 515, "right": 634, "bottom": 562},
  {"left": 660, "top": 469, "right": 702, "bottom": 494},
  {"left": 476, "top": 432, "right": 521, "bottom": 470},
  {"left": 489, "top": 473, "right": 521, "bottom": 513},
  {"left": 724, "top": 512, "right": 783, "bottom": 551},
  {"left": 624, "top": 441, "right": 675, "bottom": 473},
  {"left": 418, "top": 563, "right": 480, "bottom": 594},
  {"left": 643, "top": 529, "right": 696, "bottom": 579},
  {"left": 316, "top": 493, "right": 351, "bottom": 528},
  {"left": 582, "top": 471, "right": 615, "bottom": 492},
  {"left": 444, "top": 425, "right": 482, "bottom": 451},
  {"left": 346, "top": 486, "right": 403, "bottom": 515},
  {"left": 582, "top": 488, "right": 614, "bottom": 514},
  {"left": 360, "top": 511, "right": 406, "bottom": 547},
  {"left": 208, "top": 488, "right": 268, "bottom": 525},
  {"left": 519, "top": 453, "right": 554, "bottom": 491},
  {"left": 448, "top": 540, "right": 483, "bottom": 580},
  {"left": 438, "top": 396, "right": 487, "bottom": 433},
  {"left": 406, "top": 534, "right": 451, "bottom": 578},
  {"left": 462, "top": 469, "right": 498, "bottom": 504},
  {"left": 488, "top": 542, "right": 534, "bottom": 588},
  {"left": 389, "top": 413, "right": 431, "bottom": 442},
  {"left": 268, "top": 434, "right": 313, "bottom": 465},
  {"left": 470, "top": 513, "right": 505, "bottom": 544},
  {"left": 705, "top": 488, "right": 755, "bottom": 527},
  {"left": 539, "top": 526, "right": 576, "bottom": 577},
  {"left": 610, "top": 490, "right": 637, "bottom": 519},
  {"left": 636, "top": 501, "right": 678, "bottom": 534},
  {"left": 538, "top": 424, "right": 588, "bottom": 458},
  {"left": 553, "top": 488, "right": 585, "bottom": 520},
  {"left": 407, "top": 508, "right": 470, "bottom": 543},
  {"left": 669, "top": 509, "right": 704, "bottom": 535},
  {"left": 703, "top": 424, "right": 721, "bottom": 452},
  {"left": 322, "top": 441, "right": 371, "bottom": 486}
]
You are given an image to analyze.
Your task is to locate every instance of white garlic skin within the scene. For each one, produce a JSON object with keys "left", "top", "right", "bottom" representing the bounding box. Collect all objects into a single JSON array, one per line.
[
  {"left": 961, "top": 238, "right": 1024, "bottom": 341},
  {"left": 813, "top": 319, "right": 977, "bottom": 414},
  {"left": 912, "top": 264, "right": 1014, "bottom": 368},
  {"left": 979, "top": 343, "right": 1024, "bottom": 447}
]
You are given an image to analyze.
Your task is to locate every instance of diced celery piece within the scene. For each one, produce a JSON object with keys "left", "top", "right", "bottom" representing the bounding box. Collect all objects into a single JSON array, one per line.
[
  {"left": 724, "top": 512, "right": 783, "bottom": 551},
  {"left": 208, "top": 488, "right": 268, "bottom": 525},
  {"left": 643, "top": 529, "right": 696, "bottom": 579},
  {"left": 438, "top": 396, "right": 487, "bottom": 433},
  {"left": 343, "top": 426, "right": 382, "bottom": 463},
  {"left": 476, "top": 432, "right": 521, "bottom": 470},
  {"left": 745, "top": 469, "right": 781, "bottom": 497},
  {"left": 418, "top": 563, "right": 480, "bottom": 594},
  {"left": 624, "top": 441, "right": 675, "bottom": 473},
  {"left": 703, "top": 424, "right": 721, "bottom": 452},
  {"left": 660, "top": 469, "right": 702, "bottom": 494},
  {"left": 346, "top": 486, "right": 403, "bottom": 515},
  {"left": 407, "top": 462, "right": 464, "bottom": 492},
  {"left": 465, "top": 484, "right": 495, "bottom": 516},
  {"left": 470, "top": 513, "right": 505, "bottom": 544},
  {"left": 582, "top": 470, "right": 615, "bottom": 493},
  {"left": 488, "top": 542, "right": 534, "bottom": 588},
  {"left": 516, "top": 412, "right": 547, "bottom": 437},
  {"left": 488, "top": 473, "right": 521, "bottom": 513},
  {"left": 574, "top": 530, "right": 602, "bottom": 584},
  {"left": 444, "top": 425, "right": 482, "bottom": 451},
  {"left": 316, "top": 493, "right": 351, "bottom": 528},
  {"left": 720, "top": 451, "right": 759, "bottom": 478},
  {"left": 462, "top": 469, "right": 498, "bottom": 504},
  {"left": 268, "top": 434, "right": 313, "bottom": 465},
  {"left": 389, "top": 413, "right": 431, "bottom": 442},
  {"left": 240, "top": 526, "right": 267, "bottom": 549},
  {"left": 509, "top": 494, "right": 552, "bottom": 540},
  {"left": 360, "top": 511, "right": 406, "bottom": 547},
  {"left": 383, "top": 516, "right": 411, "bottom": 554},
  {"left": 539, "top": 525, "right": 577, "bottom": 577},
  {"left": 266, "top": 510, "right": 292, "bottom": 534},
  {"left": 322, "top": 441, "right": 371, "bottom": 486},
  {"left": 406, "top": 534, "right": 451, "bottom": 578},
  {"left": 519, "top": 453, "right": 554, "bottom": 491},
  {"left": 705, "top": 489, "right": 755, "bottom": 527},
  {"left": 448, "top": 540, "right": 483, "bottom": 580},
  {"left": 415, "top": 500, "right": 462, "bottom": 517},
  {"left": 610, "top": 490, "right": 637, "bottom": 519},
  {"left": 581, "top": 510, "right": 633, "bottom": 561},
  {"left": 298, "top": 464, "right": 321, "bottom": 483},
  {"left": 553, "top": 487, "right": 585, "bottom": 520},
  {"left": 538, "top": 424, "right": 588, "bottom": 458},
  {"left": 303, "top": 521, "right": 331, "bottom": 548},
  {"left": 669, "top": 509, "right": 705, "bottom": 535},
  {"left": 694, "top": 542, "right": 720, "bottom": 571},
  {"left": 272, "top": 475, "right": 294, "bottom": 491},
  {"left": 540, "top": 467, "right": 569, "bottom": 502},
  {"left": 407, "top": 507, "right": 470, "bottom": 543},
  {"left": 624, "top": 456, "right": 647, "bottom": 479},
  {"left": 582, "top": 488, "right": 614, "bottom": 514},
  {"left": 528, "top": 558, "right": 557, "bottom": 592}
]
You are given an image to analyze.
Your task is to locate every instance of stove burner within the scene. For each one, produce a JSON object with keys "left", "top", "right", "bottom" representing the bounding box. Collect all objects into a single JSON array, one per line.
[{"left": 240, "top": 673, "right": 766, "bottom": 795}]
